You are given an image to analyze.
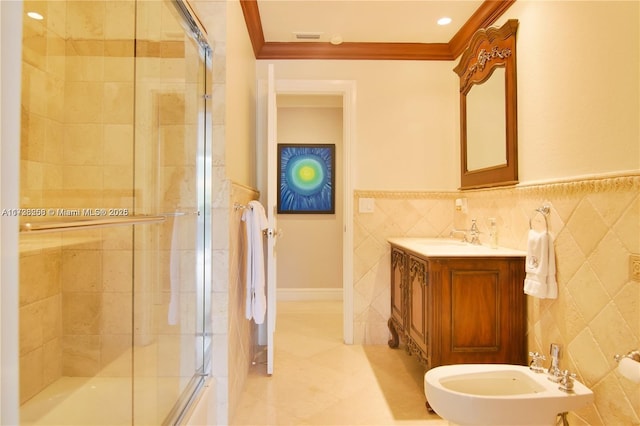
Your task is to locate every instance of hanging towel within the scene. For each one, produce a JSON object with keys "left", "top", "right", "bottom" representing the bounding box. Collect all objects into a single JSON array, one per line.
[
  {"left": 168, "top": 216, "right": 181, "bottom": 325},
  {"left": 242, "top": 200, "right": 269, "bottom": 324},
  {"left": 523, "top": 229, "right": 558, "bottom": 299}
]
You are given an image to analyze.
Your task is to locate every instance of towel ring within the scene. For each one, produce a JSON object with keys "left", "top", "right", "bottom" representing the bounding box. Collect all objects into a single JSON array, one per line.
[{"left": 529, "top": 205, "right": 550, "bottom": 231}]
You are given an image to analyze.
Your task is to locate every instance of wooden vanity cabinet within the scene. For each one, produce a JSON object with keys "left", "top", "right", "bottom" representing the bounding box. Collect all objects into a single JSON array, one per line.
[{"left": 388, "top": 244, "right": 527, "bottom": 369}]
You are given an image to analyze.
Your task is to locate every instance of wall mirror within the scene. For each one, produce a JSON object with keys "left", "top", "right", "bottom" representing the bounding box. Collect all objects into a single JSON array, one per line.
[{"left": 454, "top": 19, "right": 519, "bottom": 190}]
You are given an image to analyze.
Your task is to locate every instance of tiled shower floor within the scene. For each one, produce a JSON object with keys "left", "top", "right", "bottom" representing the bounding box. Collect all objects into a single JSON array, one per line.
[
  {"left": 20, "top": 374, "right": 187, "bottom": 425},
  {"left": 20, "top": 376, "right": 133, "bottom": 425},
  {"left": 19, "top": 340, "right": 188, "bottom": 426}
]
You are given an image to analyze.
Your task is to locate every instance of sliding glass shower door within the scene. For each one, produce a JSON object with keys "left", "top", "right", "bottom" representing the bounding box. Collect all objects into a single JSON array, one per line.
[
  {"left": 132, "top": 1, "right": 212, "bottom": 424},
  {"left": 17, "top": 1, "right": 211, "bottom": 424}
]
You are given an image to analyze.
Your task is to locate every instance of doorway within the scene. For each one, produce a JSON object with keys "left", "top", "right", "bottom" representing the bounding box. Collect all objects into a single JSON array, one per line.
[
  {"left": 257, "top": 76, "right": 356, "bottom": 345},
  {"left": 276, "top": 95, "right": 344, "bottom": 303}
]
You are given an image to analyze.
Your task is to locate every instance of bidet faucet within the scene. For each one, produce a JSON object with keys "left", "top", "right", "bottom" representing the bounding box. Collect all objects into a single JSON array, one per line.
[
  {"left": 558, "top": 370, "right": 577, "bottom": 392},
  {"left": 548, "top": 343, "right": 562, "bottom": 382}
]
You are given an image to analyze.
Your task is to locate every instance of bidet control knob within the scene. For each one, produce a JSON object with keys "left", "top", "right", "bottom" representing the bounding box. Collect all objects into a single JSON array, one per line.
[
  {"left": 559, "top": 370, "right": 576, "bottom": 392},
  {"left": 529, "top": 351, "right": 546, "bottom": 373}
]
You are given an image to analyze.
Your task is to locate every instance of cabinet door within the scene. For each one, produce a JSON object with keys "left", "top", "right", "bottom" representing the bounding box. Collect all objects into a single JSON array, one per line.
[
  {"left": 440, "top": 258, "right": 525, "bottom": 365},
  {"left": 408, "top": 254, "right": 429, "bottom": 356}
]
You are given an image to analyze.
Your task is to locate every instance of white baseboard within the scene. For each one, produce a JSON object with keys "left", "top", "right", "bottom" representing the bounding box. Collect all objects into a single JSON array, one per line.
[{"left": 277, "top": 288, "right": 343, "bottom": 301}]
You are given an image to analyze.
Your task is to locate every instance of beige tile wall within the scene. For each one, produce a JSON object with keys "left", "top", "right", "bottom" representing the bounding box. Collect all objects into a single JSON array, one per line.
[
  {"left": 354, "top": 173, "right": 639, "bottom": 425},
  {"left": 227, "top": 183, "right": 260, "bottom": 423},
  {"left": 18, "top": 242, "right": 63, "bottom": 403}
]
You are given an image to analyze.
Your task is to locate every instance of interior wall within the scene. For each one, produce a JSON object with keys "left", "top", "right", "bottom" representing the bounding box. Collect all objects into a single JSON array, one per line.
[
  {"left": 227, "top": 184, "right": 258, "bottom": 423},
  {"left": 497, "top": 0, "right": 640, "bottom": 183},
  {"left": 224, "top": 0, "right": 258, "bottom": 189},
  {"left": 276, "top": 105, "right": 343, "bottom": 291},
  {"left": 257, "top": 1, "right": 640, "bottom": 192},
  {"left": 256, "top": 60, "right": 459, "bottom": 191}
]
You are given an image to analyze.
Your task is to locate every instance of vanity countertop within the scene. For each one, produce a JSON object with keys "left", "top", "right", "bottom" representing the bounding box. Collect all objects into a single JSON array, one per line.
[{"left": 388, "top": 237, "right": 526, "bottom": 258}]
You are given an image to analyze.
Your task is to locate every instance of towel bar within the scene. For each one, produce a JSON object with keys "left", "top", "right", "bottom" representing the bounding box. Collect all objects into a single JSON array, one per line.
[
  {"left": 234, "top": 203, "right": 253, "bottom": 211},
  {"left": 20, "top": 215, "right": 166, "bottom": 234}
]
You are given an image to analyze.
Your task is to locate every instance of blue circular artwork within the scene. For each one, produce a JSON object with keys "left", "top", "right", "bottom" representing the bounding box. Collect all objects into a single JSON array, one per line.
[{"left": 278, "top": 145, "right": 335, "bottom": 213}]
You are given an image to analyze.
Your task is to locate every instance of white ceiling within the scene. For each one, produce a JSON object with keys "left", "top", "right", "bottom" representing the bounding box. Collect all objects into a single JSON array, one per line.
[
  {"left": 256, "top": 0, "right": 484, "bottom": 44},
  {"left": 189, "top": 0, "right": 485, "bottom": 46},
  {"left": 258, "top": 0, "right": 482, "bottom": 43}
]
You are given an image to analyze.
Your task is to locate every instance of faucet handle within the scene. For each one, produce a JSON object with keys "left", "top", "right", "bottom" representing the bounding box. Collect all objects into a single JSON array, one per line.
[
  {"left": 558, "top": 370, "right": 577, "bottom": 392},
  {"left": 528, "top": 351, "right": 546, "bottom": 373},
  {"left": 469, "top": 219, "right": 481, "bottom": 244}
]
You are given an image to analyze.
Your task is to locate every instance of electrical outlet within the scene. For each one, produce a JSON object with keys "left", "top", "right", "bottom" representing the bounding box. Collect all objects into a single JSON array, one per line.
[{"left": 630, "top": 254, "right": 640, "bottom": 282}]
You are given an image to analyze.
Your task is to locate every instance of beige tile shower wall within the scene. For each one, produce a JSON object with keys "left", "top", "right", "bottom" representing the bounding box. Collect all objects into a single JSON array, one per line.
[
  {"left": 19, "top": 0, "right": 138, "bottom": 402},
  {"left": 62, "top": 0, "right": 135, "bottom": 210},
  {"left": 60, "top": 0, "right": 135, "bottom": 382},
  {"left": 19, "top": 0, "right": 68, "bottom": 404},
  {"left": 18, "top": 243, "right": 63, "bottom": 404},
  {"left": 21, "top": 1, "right": 66, "bottom": 210},
  {"left": 354, "top": 173, "right": 639, "bottom": 425}
]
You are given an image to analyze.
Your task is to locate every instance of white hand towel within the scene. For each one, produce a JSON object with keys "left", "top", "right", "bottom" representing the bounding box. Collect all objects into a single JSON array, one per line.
[
  {"left": 168, "top": 216, "right": 180, "bottom": 325},
  {"left": 523, "top": 229, "right": 558, "bottom": 299},
  {"left": 242, "top": 200, "right": 269, "bottom": 324}
]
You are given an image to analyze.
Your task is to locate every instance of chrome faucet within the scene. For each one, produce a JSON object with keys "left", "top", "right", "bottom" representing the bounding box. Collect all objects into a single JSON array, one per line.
[
  {"left": 449, "top": 228, "right": 469, "bottom": 242},
  {"left": 548, "top": 343, "right": 562, "bottom": 382},
  {"left": 469, "top": 219, "right": 480, "bottom": 245},
  {"left": 558, "top": 370, "right": 577, "bottom": 392},
  {"left": 449, "top": 218, "right": 481, "bottom": 244}
]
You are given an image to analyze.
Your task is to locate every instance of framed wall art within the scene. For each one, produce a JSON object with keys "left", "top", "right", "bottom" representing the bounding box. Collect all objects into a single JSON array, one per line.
[{"left": 277, "top": 144, "right": 335, "bottom": 214}]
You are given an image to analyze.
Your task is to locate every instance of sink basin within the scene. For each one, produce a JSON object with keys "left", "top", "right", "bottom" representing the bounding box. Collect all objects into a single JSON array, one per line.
[
  {"left": 424, "top": 364, "right": 594, "bottom": 426},
  {"left": 411, "top": 238, "right": 468, "bottom": 246}
]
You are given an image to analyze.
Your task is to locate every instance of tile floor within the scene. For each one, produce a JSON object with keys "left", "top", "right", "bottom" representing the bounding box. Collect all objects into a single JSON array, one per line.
[{"left": 231, "top": 300, "right": 448, "bottom": 425}]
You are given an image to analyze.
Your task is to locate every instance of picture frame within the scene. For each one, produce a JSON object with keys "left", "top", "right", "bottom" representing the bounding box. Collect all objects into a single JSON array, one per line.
[{"left": 277, "top": 144, "right": 335, "bottom": 214}]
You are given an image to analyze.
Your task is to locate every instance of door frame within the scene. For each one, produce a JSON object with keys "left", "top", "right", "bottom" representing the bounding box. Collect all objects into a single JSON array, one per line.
[
  {"left": 258, "top": 77, "right": 356, "bottom": 344},
  {"left": 1, "top": 1, "right": 23, "bottom": 423}
]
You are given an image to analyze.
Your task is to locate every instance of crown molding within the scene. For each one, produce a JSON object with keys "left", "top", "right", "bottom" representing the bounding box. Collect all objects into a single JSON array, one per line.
[
  {"left": 258, "top": 42, "right": 453, "bottom": 61},
  {"left": 240, "top": 0, "right": 516, "bottom": 61},
  {"left": 239, "top": 0, "right": 265, "bottom": 57}
]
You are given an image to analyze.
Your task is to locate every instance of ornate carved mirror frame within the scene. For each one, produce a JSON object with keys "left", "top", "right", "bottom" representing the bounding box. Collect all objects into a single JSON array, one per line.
[{"left": 454, "top": 19, "right": 519, "bottom": 190}]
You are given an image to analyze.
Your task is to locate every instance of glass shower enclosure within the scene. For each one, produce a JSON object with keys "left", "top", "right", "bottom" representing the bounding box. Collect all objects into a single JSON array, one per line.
[{"left": 17, "top": 0, "right": 211, "bottom": 424}]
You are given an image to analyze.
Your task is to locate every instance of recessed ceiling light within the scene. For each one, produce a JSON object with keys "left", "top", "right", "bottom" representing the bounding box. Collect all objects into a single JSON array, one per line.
[
  {"left": 437, "top": 17, "right": 452, "bottom": 26},
  {"left": 27, "top": 11, "right": 44, "bottom": 20},
  {"left": 330, "top": 35, "right": 343, "bottom": 46}
]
